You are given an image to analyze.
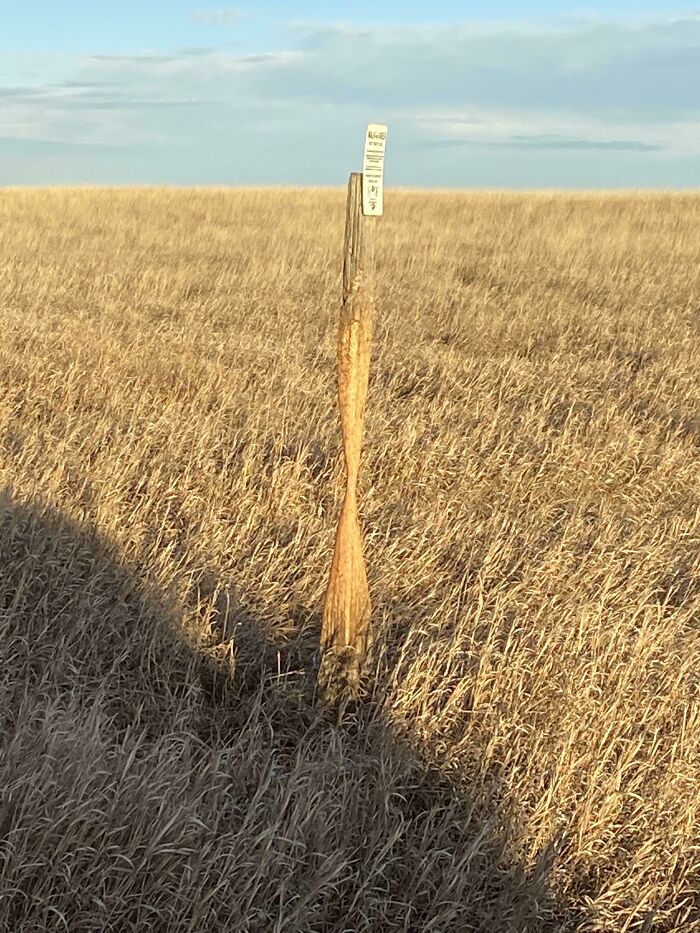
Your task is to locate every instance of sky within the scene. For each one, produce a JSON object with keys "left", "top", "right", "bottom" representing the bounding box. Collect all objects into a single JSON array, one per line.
[{"left": 1, "top": 1, "right": 699, "bottom": 188}]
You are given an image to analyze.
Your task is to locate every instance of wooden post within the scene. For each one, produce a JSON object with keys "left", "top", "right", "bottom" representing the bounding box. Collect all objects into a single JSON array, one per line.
[{"left": 318, "top": 171, "right": 377, "bottom": 709}]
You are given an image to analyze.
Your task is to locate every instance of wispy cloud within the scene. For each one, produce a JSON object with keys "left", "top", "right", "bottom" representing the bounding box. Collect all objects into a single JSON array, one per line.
[
  {"left": 420, "top": 135, "right": 662, "bottom": 152},
  {"left": 192, "top": 8, "right": 244, "bottom": 27}
]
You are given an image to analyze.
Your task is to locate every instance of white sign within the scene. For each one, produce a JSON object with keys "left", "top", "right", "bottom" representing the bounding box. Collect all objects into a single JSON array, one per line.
[{"left": 362, "top": 123, "right": 388, "bottom": 216}]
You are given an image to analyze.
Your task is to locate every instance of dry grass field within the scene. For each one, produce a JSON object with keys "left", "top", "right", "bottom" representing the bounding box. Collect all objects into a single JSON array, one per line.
[{"left": 0, "top": 187, "right": 699, "bottom": 932}]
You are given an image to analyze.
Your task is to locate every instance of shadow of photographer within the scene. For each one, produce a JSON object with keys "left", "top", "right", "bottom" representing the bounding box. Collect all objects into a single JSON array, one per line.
[{"left": 0, "top": 491, "right": 578, "bottom": 932}]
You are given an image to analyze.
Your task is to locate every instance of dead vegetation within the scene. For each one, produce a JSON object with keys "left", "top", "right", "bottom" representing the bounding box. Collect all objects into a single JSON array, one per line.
[{"left": 0, "top": 187, "right": 698, "bottom": 931}]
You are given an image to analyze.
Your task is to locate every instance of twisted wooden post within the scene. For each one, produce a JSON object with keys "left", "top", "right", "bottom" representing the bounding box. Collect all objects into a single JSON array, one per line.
[{"left": 318, "top": 172, "right": 377, "bottom": 708}]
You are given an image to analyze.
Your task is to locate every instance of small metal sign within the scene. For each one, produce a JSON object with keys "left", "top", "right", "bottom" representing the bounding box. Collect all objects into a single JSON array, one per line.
[{"left": 362, "top": 123, "right": 388, "bottom": 216}]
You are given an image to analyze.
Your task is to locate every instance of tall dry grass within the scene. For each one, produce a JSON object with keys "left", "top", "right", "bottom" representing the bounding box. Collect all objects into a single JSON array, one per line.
[{"left": 0, "top": 187, "right": 698, "bottom": 931}]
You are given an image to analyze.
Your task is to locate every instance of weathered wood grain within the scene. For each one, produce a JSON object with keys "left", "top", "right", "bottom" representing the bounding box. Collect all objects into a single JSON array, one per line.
[{"left": 318, "top": 173, "right": 377, "bottom": 708}]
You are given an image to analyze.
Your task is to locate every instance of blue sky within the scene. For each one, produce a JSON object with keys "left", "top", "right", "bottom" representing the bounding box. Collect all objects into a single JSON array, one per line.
[{"left": 1, "top": 2, "right": 699, "bottom": 188}]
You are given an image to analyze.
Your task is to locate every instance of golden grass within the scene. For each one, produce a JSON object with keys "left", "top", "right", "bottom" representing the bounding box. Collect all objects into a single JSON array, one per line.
[{"left": 0, "top": 187, "right": 698, "bottom": 931}]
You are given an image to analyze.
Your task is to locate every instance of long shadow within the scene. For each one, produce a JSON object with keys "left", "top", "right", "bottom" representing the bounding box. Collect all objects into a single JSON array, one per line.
[{"left": 0, "top": 491, "right": 581, "bottom": 932}]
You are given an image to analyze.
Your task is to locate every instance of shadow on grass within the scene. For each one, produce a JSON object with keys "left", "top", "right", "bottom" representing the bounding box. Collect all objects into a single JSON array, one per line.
[{"left": 0, "top": 491, "right": 581, "bottom": 932}]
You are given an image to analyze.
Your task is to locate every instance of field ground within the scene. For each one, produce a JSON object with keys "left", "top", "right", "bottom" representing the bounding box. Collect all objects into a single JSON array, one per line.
[{"left": 0, "top": 188, "right": 699, "bottom": 931}]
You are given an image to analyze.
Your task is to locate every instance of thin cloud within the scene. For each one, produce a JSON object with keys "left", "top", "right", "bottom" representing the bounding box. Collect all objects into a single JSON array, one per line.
[
  {"left": 507, "top": 135, "right": 662, "bottom": 152},
  {"left": 192, "top": 8, "right": 244, "bottom": 27},
  {"left": 177, "top": 46, "right": 230, "bottom": 56},
  {"left": 421, "top": 135, "right": 662, "bottom": 152},
  {"left": 90, "top": 53, "right": 179, "bottom": 64},
  {"left": 0, "top": 134, "right": 152, "bottom": 152}
]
